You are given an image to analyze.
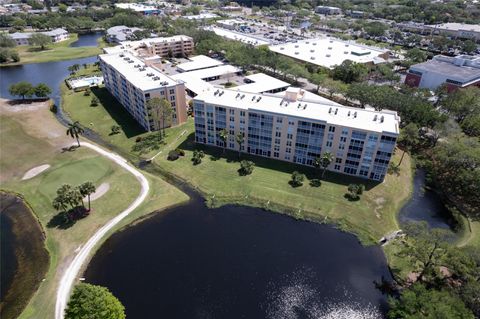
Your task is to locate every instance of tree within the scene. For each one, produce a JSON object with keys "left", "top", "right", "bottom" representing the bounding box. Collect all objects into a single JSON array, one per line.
[
  {"left": 66, "top": 121, "right": 84, "bottom": 147},
  {"left": 346, "top": 184, "right": 365, "bottom": 200},
  {"left": 441, "top": 87, "right": 480, "bottom": 123},
  {"left": 219, "top": 129, "right": 228, "bottom": 155},
  {"left": 10, "top": 50, "right": 20, "bottom": 62},
  {"left": 309, "top": 72, "right": 326, "bottom": 93},
  {"left": 319, "top": 152, "right": 334, "bottom": 179},
  {"left": 461, "top": 40, "right": 477, "bottom": 54},
  {"left": 148, "top": 97, "right": 173, "bottom": 136},
  {"left": 388, "top": 283, "right": 474, "bottom": 319},
  {"left": 320, "top": 78, "right": 346, "bottom": 98},
  {"left": 0, "top": 33, "right": 16, "bottom": 48},
  {"left": 398, "top": 123, "right": 419, "bottom": 166},
  {"left": 346, "top": 83, "right": 373, "bottom": 107},
  {"left": 331, "top": 60, "right": 368, "bottom": 84},
  {"left": 235, "top": 132, "right": 244, "bottom": 158},
  {"left": 65, "top": 283, "right": 126, "bottom": 319},
  {"left": 34, "top": 83, "right": 51, "bottom": 98},
  {"left": 29, "top": 33, "right": 52, "bottom": 50},
  {"left": 9, "top": 81, "right": 34, "bottom": 99},
  {"left": 192, "top": 150, "right": 205, "bottom": 165},
  {"left": 405, "top": 48, "right": 428, "bottom": 64},
  {"left": 290, "top": 171, "right": 305, "bottom": 187},
  {"left": 78, "top": 182, "right": 96, "bottom": 211},
  {"left": 239, "top": 160, "right": 255, "bottom": 176}
]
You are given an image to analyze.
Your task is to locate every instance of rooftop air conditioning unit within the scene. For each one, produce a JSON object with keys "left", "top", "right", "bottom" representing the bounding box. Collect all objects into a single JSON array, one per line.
[
  {"left": 295, "top": 45, "right": 299, "bottom": 48},
  {"left": 311, "top": 57, "right": 315, "bottom": 60},
  {"left": 310, "top": 49, "right": 314, "bottom": 53},
  {"left": 328, "top": 47, "right": 332, "bottom": 50},
  {"left": 280, "top": 47, "right": 285, "bottom": 50},
  {"left": 326, "top": 54, "right": 331, "bottom": 57},
  {"left": 295, "top": 52, "right": 299, "bottom": 55}
]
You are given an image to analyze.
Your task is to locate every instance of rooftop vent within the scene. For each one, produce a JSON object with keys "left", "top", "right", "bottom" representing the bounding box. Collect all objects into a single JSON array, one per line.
[
  {"left": 311, "top": 57, "right": 316, "bottom": 60},
  {"left": 280, "top": 47, "right": 285, "bottom": 50},
  {"left": 215, "top": 89, "right": 220, "bottom": 96},
  {"left": 329, "top": 107, "right": 332, "bottom": 114},
  {"left": 235, "top": 93, "right": 240, "bottom": 98},
  {"left": 345, "top": 44, "right": 349, "bottom": 47},
  {"left": 252, "top": 96, "right": 256, "bottom": 101},
  {"left": 374, "top": 115, "right": 378, "bottom": 121},
  {"left": 380, "top": 115, "right": 384, "bottom": 123},
  {"left": 353, "top": 111, "right": 357, "bottom": 118},
  {"left": 153, "top": 76, "right": 160, "bottom": 80},
  {"left": 344, "top": 51, "right": 349, "bottom": 54},
  {"left": 128, "top": 60, "right": 134, "bottom": 63},
  {"left": 303, "top": 104, "right": 307, "bottom": 110},
  {"left": 241, "top": 94, "right": 245, "bottom": 99},
  {"left": 219, "top": 91, "right": 224, "bottom": 96},
  {"left": 329, "top": 40, "right": 333, "bottom": 43},
  {"left": 119, "top": 53, "right": 124, "bottom": 57},
  {"left": 257, "top": 97, "right": 261, "bottom": 102},
  {"left": 313, "top": 42, "right": 317, "bottom": 46},
  {"left": 326, "top": 54, "right": 331, "bottom": 57},
  {"left": 328, "top": 47, "right": 332, "bottom": 50},
  {"left": 334, "top": 108, "right": 338, "bottom": 115},
  {"left": 348, "top": 111, "right": 351, "bottom": 116},
  {"left": 310, "top": 49, "right": 315, "bottom": 53},
  {"left": 295, "top": 45, "right": 299, "bottom": 48},
  {"left": 295, "top": 52, "right": 299, "bottom": 55}
]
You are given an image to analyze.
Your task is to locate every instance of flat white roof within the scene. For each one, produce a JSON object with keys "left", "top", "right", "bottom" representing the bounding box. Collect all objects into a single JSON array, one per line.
[
  {"left": 430, "top": 23, "right": 480, "bottom": 33},
  {"left": 99, "top": 52, "right": 178, "bottom": 91},
  {"left": 235, "top": 73, "right": 290, "bottom": 93},
  {"left": 178, "top": 64, "right": 241, "bottom": 80},
  {"left": 176, "top": 55, "right": 224, "bottom": 72},
  {"left": 274, "top": 89, "right": 342, "bottom": 107},
  {"left": 182, "top": 13, "right": 218, "bottom": 20},
  {"left": 195, "top": 88, "right": 399, "bottom": 134},
  {"left": 171, "top": 72, "right": 214, "bottom": 95},
  {"left": 205, "top": 26, "right": 270, "bottom": 46},
  {"left": 270, "top": 37, "right": 389, "bottom": 69},
  {"left": 115, "top": 3, "right": 158, "bottom": 11}
]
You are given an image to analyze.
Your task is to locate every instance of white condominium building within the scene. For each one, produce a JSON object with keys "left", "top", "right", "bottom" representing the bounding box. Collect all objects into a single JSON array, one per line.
[
  {"left": 99, "top": 52, "right": 187, "bottom": 131},
  {"left": 193, "top": 87, "right": 400, "bottom": 181}
]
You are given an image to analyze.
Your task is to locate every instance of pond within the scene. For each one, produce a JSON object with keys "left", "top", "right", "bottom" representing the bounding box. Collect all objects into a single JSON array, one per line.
[
  {"left": 69, "top": 32, "right": 103, "bottom": 47},
  {"left": 0, "top": 192, "right": 49, "bottom": 319},
  {"left": 398, "top": 169, "right": 454, "bottom": 231},
  {"left": 84, "top": 191, "right": 392, "bottom": 319}
]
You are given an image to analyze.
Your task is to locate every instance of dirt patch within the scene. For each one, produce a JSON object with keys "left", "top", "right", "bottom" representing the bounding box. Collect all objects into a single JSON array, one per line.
[
  {"left": 22, "top": 164, "right": 50, "bottom": 180},
  {"left": 86, "top": 183, "right": 110, "bottom": 202},
  {"left": 374, "top": 197, "right": 386, "bottom": 218}
]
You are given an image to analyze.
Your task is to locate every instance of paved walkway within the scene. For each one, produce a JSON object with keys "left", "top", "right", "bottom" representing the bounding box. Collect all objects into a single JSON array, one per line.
[{"left": 55, "top": 141, "right": 150, "bottom": 319}]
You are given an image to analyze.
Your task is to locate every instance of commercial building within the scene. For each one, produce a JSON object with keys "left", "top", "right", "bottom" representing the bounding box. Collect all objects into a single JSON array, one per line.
[
  {"left": 204, "top": 26, "right": 271, "bottom": 46},
  {"left": 429, "top": 23, "right": 480, "bottom": 42},
  {"left": 99, "top": 52, "right": 187, "bottom": 131},
  {"left": 9, "top": 28, "right": 69, "bottom": 46},
  {"left": 405, "top": 55, "right": 480, "bottom": 91},
  {"left": 115, "top": 3, "right": 161, "bottom": 15},
  {"left": 315, "top": 6, "right": 342, "bottom": 15},
  {"left": 182, "top": 13, "right": 219, "bottom": 20},
  {"left": 193, "top": 87, "right": 400, "bottom": 181},
  {"left": 269, "top": 37, "right": 390, "bottom": 69},
  {"left": 236, "top": 73, "right": 290, "bottom": 93}
]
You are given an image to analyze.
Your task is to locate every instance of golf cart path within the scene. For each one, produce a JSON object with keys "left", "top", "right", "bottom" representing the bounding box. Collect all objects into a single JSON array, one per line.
[{"left": 55, "top": 141, "right": 150, "bottom": 319}]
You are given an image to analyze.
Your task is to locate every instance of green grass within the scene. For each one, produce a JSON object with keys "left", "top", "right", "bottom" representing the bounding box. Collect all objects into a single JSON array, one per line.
[
  {"left": 153, "top": 119, "right": 413, "bottom": 245},
  {"left": 0, "top": 34, "right": 105, "bottom": 66},
  {"left": 0, "top": 101, "right": 188, "bottom": 318},
  {"left": 62, "top": 85, "right": 156, "bottom": 158}
]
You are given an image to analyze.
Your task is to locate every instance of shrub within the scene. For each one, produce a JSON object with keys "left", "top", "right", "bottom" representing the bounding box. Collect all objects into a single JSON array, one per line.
[
  {"left": 110, "top": 125, "right": 121, "bottom": 135},
  {"left": 90, "top": 96, "right": 99, "bottom": 106},
  {"left": 290, "top": 171, "right": 305, "bottom": 187},
  {"left": 84, "top": 88, "right": 91, "bottom": 96},
  {"left": 175, "top": 148, "right": 185, "bottom": 156},
  {"left": 192, "top": 150, "right": 205, "bottom": 165},
  {"left": 310, "top": 179, "right": 321, "bottom": 187},
  {"left": 239, "top": 160, "right": 255, "bottom": 176},
  {"left": 346, "top": 184, "right": 365, "bottom": 201},
  {"left": 135, "top": 136, "right": 143, "bottom": 143},
  {"left": 167, "top": 150, "right": 180, "bottom": 161}
]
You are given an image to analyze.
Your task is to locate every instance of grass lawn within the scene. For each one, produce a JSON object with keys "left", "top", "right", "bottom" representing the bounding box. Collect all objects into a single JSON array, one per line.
[
  {"left": 153, "top": 119, "right": 413, "bottom": 245},
  {"left": 0, "top": 99, "right": 188, "bottom": 318},
  {"left": 62, "top": 85, "right": 157, "bottom": 159},
  {"left": 0, "top": 34, "right": 105, "bottom": 66}
]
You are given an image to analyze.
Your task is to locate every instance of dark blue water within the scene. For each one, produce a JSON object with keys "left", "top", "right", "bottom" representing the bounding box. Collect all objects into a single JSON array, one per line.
[
  {"left": 69, "top": 32, "right": 102, "bottom": 47},
  {"left": 85, "top": 195, "right": 392, "bottom": 319},
  {"left": 398, "top": 169, "right": 452, "bottom": 230},
  {"left": 0, "top": 56, "right": 97, "bottom": 106}
]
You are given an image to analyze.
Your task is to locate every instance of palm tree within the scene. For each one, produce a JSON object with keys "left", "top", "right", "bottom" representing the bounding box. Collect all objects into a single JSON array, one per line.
[
  {"left": 219, "top": 129, "right": 228, "bottom": 155},
  {"left": 313, "top": 156, "right": 322, "bottom": 177},
  {"left": 320, "top": 151, "right": 334, "bottom": 179},
  {"left": 69, "top": 187, "right": 84, "bottom": 210},
  {"left": 52, "top": 196, "right": 68, "bottom": 212},
  {"left": 66, "top": 121, "right": 84, "bottom": 147},
  {"left": 235, "top": 132, "right": 244, "bottom": 159},
  {"left": 79, "top": 182, "right": 96, "bottom": 211}
]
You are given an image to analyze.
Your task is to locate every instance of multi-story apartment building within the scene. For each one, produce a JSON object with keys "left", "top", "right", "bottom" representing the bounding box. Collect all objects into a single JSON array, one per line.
[
  {"left": 143, "top": 35, "right": 194, "bottom": 57},
  {"left": 193, "top": 87, "right": 400, "bottom": 181},
  {"left": 99, "top": 52, "right": 187, "bottom": 131}
]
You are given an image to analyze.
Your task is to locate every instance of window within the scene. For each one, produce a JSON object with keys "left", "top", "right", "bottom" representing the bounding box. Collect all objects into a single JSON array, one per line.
[
  {"left": 326, "top": 141, "right": 333, "bottom": 147},
  {"left": 285, "top": 155, "right": 291, "bottom": 160},
  {"left": 336, "top": 158, "right": 342, "bottom": 163},
  {"left": 286, "top": 140, "right": 292, "bottom": 147},
  {"left": 342, "top": 128, "right": 349, "bottom": 135},
  {"left": 229, "top": 109, "right": 235, "bottom": 115},
  {"left": 276, "top": 117, "right": 283, "bottom": 123},
  {"left": 340, "top": 136, "right": 347, "bottom": 142},
  {"left": 334, "top": 164, "right": 341, "bottom": 170},
  {"left": 160, "top": 91, "right": 165, "bottom": 95},
  {"left": 288, "top": 120, "right": 295, "bottom": 126},
  {"left": 171, "top": 102, "right": 176, "bottom": 107},
  {"left": 275, "top": 138, "right": 281, "bottom": 144},
  {"left": 170, "top": 95, "right": 175, "bottom": 101},
  {"left": 145, "top": 93, "right": 150, "bottom": 98},
  {"left": 274, "top": 145, "right": 280, "bottom": 152},
  {"left": 169, "top": 89, "right": 175, "bottom": 94},
  {"left": 274, "top": 152, "right": 279, "bottom": 158},
  {"left": 286, "top": 148, "right": 291, "bottom": 153},
  {"left": 287, "top": 133, "right": 293, "bottom": 140},
  {"left": 329, "top": 126, "right": 336, "bottom": 132},
  {"left": 275, "top": 131, "right": 281, "bottom": 137},
  {"left": 339, "top": 143, "right": 345, "bottom": 150},
  {"left": 240, "top": 111, "right": 246, "bottom": 117}
]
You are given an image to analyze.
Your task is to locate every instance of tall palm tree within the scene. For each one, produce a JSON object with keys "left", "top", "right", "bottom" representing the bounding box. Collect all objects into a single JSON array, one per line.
[
  {"left": 320, "top": 151, "right": 334, "bottom": 179},
  {"left": 219, "top": 129, "right": 228, "bottom": 155},
  {"left": 66, "top": 121, "right": 84, "bottom": 147},
  {"left": 52, "top": 196, "right": 68, "bottom": 212},
  {"left": 79, "top": 182, "right": 96, "bottom": 211},
  {"left": 235, "top": 132, "right": 244, "bottom": 159}
]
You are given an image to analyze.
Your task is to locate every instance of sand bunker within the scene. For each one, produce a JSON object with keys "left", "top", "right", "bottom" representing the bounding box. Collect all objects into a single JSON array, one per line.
[
  {"left": 22, "top": 164, "right": 50, "bottom": 180},
  {"left": 86, "top": 183, "right": 110, "bottom": 201}
]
